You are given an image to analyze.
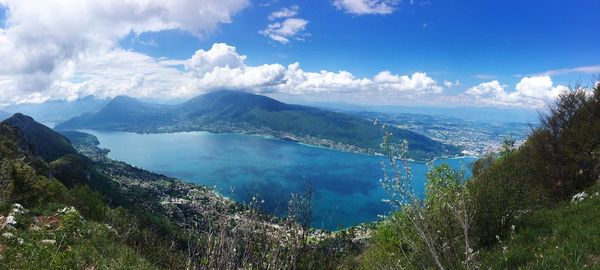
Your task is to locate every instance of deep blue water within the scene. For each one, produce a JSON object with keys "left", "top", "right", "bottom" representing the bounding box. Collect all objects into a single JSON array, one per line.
[{"left": 86, "top": 130, "right": 475, "bottom": 230}]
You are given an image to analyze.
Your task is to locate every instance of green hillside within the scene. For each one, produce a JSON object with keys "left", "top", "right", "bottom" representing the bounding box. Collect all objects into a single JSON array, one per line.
[
  {"left": 356, "top": 84, "right": 600, "bottom": 269},
  {"left": 0, "top": 114, "right": 310, "bottom": 269}
]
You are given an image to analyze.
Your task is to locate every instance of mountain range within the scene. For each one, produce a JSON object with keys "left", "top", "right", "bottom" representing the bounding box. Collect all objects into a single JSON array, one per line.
[
  {"left": 2, "top": 96, "right": 108, "bottom": 127},
  {"left": 56, "top": 90, "right": 460, "bottom": 160}
]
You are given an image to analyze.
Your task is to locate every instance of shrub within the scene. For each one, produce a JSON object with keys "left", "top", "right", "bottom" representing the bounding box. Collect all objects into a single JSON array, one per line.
[
  {"left": 70, "top": 184, "right": 107, "bottom": 221},
  {"left": 468, "top": 148, "right": 547, "bottom": 247},
  {"left": 528, "top": 84, "right": 600, "bottom": 200}
]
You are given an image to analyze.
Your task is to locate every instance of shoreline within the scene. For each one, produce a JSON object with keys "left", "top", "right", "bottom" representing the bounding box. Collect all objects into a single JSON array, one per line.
[{"left": 77, "top": 128, "right": 476, "bottom": 163}]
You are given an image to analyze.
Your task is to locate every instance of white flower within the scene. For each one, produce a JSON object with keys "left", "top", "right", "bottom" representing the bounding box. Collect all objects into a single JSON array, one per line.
[
  {"left": 571, "top": 192, "right": 588, "bottom": 203},
  {"left": 4, "top": 215, "right": 17, "bottom": 226}
]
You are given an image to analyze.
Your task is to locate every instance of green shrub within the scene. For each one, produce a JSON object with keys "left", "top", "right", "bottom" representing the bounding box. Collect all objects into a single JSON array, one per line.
[
  {"left": 70, "top": 184, "right": 107, "bottom": 221},
  {"left": 468, "top": 148, "right": 548, "bottom": 247}
]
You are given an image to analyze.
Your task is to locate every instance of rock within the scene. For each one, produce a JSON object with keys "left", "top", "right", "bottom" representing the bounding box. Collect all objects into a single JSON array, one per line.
[
  {"left": 41, "top": 239, "right": 56, "bottom": 245},
  {"left": 2, "top": 232, "right": 14, "bottom": 239}
]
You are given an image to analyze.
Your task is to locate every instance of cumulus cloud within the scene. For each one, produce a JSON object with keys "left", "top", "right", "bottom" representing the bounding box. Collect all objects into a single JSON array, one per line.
[
  {"left": 332, "top": 0, "right": 400, "bottom": 15},
  {"left": 181, "top": 45, "right": 442, "bottom": 96},
  {"left": 465, "top": 76, "right": 568, "bottom": 108},
  {"left": 0, "top": 0, "right": 249, "bottom": 98},
  {"left": 185, "top": 43, "right": 247, "bottom": 77},
  {"left": 373, "top": 71, "right": 443, "bottom": 93}
]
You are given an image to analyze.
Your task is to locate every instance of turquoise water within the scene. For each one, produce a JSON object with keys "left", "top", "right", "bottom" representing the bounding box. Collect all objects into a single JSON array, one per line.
[{"left": 86, "top": 130, "right": 475, "bottom": 230}]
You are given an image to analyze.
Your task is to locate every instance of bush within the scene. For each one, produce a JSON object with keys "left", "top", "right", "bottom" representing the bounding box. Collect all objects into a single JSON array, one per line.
[
  {"left": 70, "top": 185, "right": 107, "bottom": 221},
  {"left": 468, "top": 148, "right": 548, "bottom": 247},
  {"left": 528, "top": 84, "right": 600, "bottom": 200},
  {"left": 362, "top": 164, "right": 476, "bottom": 269}
]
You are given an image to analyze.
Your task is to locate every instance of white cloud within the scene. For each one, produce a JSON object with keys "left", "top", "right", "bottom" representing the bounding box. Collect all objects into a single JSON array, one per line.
[
  {"left": 260, "top": 18, "right": 309, "bottom": 44},
  {"left": 465, "top": 80, "right": 505, "bottom": 96},
  {"left": 535, "top": 64, "right": 600, "bottom": 76},
  {"left": 278, "top": 63, "right": 371, "bottom": 93},
  {"left": 465, "top": 76, "right": 568, "bottom": 108},
  {"left": 0, "top": 0, "right": 249, "bottom": 98},
  {"left": 332, "top": 0, "right": 400, "bottom": 15},
  {"left": 185, "top": 43, "right": 247, "bottom": 77},
  {"left": 373, "top": 71, "right": 443, "bottom": 93},
  {"left": 268, "top": 5, "right": 299, "bottom": 20},
  {"left": 199, "top": 64, "right": 287, "bottom": 92},
  {"left": 261, "top": 5, "right": 308, "bottom": 44},
  {"left": 444, "top": 80, "right": 461, "bottom": 88}
]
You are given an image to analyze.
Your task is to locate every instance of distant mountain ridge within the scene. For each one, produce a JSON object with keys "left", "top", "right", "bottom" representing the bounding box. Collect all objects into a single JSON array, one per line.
[
  {"left": 0, "top": 110, "right": 10, "bottom": 121},
  {"left": 56, "top": 90, "right": 460, "bottom": 160}
]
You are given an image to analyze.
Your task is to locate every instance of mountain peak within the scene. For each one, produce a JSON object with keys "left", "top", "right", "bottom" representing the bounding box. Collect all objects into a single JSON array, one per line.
[
  {"left": 1, "top": 113, "right": 75, "bottom": 161},
  {"left": 4, "top": 113, "right": 44, "bottom": 129},
  {"left": 109, "top": 95, "right": 141, "bottom": 105}
]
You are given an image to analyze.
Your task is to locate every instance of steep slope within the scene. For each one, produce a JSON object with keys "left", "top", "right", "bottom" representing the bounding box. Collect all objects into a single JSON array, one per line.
[
  {"left": 1, "top": 113, "right": 76, "bottom": 161},
  {"left": 0, "top": 115, "right": 310, "bottom": 269},
  {"left": 56, "top": 90, "right": 460, "bottom": 160}
]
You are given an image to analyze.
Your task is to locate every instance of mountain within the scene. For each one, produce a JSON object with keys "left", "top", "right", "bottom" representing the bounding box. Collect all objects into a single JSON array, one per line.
[
  {"left": 56, "top": 90, "right": 460, "bottom": 160},
  {"left": 4, "top": 95, "right": 109, "bottom": 127},
  {"left": 1, "top": 113, "right": 76, "bottom": 161}
]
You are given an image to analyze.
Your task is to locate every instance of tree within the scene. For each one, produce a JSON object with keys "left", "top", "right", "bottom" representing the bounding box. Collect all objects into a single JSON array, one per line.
[{"left": 377, "top": 125, "right": 478, "bottom": 269}]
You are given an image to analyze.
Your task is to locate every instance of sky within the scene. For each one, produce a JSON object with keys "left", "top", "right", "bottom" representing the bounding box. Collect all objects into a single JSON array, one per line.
[{"left": 0, "top": 0, "right": 598, "bottom": 109}]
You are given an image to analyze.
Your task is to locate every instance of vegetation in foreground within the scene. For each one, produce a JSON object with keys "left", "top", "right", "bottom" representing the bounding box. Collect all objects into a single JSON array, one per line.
[
  {"left": 0, "top": 82, "right": 599, "bottom": 269},
  {"left": 358, "top": 82, "right": 600, "bottom": 269}
]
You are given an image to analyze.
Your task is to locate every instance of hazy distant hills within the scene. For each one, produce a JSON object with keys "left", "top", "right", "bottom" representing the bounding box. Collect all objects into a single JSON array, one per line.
[
  {"left": 56, "top": 90, "right": 460, "bottom": 160},
  {"left": 3, "top": 96, "right": 109, "bottom": 127},
  {"left": 0, "top": 110, "right": 10, "bottom": 121}
]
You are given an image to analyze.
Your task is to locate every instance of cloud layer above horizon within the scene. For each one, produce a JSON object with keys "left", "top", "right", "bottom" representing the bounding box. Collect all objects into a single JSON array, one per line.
[{"left": 0, "top": 0, "right": 595, "bottom": 109}]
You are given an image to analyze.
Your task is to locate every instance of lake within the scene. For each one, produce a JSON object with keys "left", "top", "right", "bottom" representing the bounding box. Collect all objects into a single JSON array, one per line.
[{"left": 86, "top": 130, "right": 476, "bottom": 230}]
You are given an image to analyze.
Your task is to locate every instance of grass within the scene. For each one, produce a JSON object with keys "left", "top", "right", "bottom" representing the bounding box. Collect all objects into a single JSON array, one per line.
[
  {"left": 480, "top": 184, "right": 600, "bottom": 269},
  {"left": 0, "top": 214, "right": 157, "bottom": 270}
]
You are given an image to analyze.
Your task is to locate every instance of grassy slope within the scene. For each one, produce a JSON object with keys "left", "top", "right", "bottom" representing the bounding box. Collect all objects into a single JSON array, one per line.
[
  {"left": 480, "top": 184, "right": 600, "bottom": 269},
  {"left": 0, "top": 214, "right": 157, "bottom": 270}
]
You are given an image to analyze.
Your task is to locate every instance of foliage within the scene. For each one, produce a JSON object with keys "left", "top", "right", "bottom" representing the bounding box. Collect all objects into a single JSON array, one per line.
[
  {"left": 0, "top": 217, "right": 157, "bottom": 270},
  {"left": 70, "top": 184, "right": 107, "bottom": 221},
  {"left": 527, "top": 84, "right": 600, "bottom": 200},
  {"left": 468, "top": 148, "right": 548, "bottom": 247},
  {"left": 479, "top": 185, "right": 600, "bottom": 269},
  {"left": 365, "top": 125, "right": 478, "bottom": 269}
]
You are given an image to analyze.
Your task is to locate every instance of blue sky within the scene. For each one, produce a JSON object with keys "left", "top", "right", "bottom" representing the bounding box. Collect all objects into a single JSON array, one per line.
[
  {"left": 121, "top": 1, "right": 600, "bottom": 86},
  {"left": 0, "top": 0, "right": 598, "bottom": 108}
]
